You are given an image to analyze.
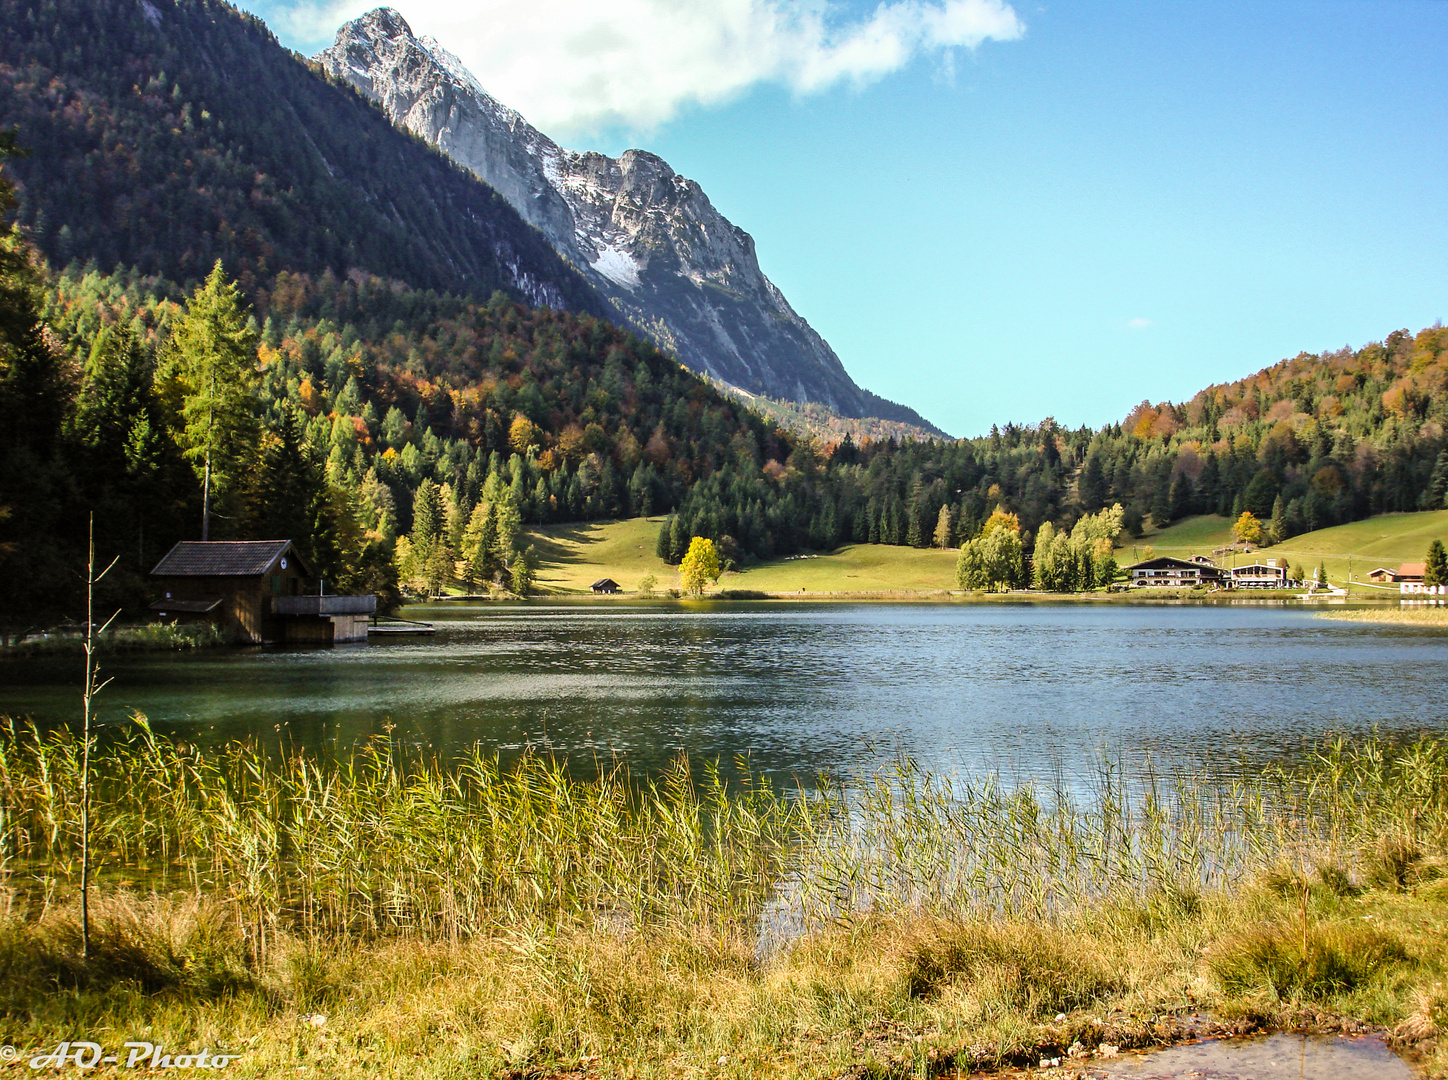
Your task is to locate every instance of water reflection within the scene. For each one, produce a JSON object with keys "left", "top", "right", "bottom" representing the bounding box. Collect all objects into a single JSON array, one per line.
[{"left": 2, "top": 603, "right": 1445, "bottom": 785}]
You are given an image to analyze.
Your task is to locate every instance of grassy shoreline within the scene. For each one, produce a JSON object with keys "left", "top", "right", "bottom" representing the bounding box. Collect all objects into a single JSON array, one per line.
[
  {"left": 0, "top": 622, "right": 233, "bottom": 658},
  {"left": 0, "top": 722, "right": 1445, "bottom": 1077},
  {"left": 1315, "top": 607, "right": 1448, "bottom": 627}
]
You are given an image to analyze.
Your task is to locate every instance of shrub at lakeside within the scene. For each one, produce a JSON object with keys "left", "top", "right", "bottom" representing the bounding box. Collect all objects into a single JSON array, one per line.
[
  {"left": 0, "top": 720, "right": 1446, "bottom": 1077},
  {"left": 0, "top": 621, "right": 230, "bottom": 657}
]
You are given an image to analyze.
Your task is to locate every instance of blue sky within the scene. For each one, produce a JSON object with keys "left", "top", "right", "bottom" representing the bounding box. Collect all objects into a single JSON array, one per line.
[{"left": 250, "top": 0, "right": 1446, "bottom": 437}]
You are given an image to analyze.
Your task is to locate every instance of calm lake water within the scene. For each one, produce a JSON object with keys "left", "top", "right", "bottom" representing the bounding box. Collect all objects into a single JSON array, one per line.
[{"left": 2, "top": 602, "right": 1446, "bottom": 785}]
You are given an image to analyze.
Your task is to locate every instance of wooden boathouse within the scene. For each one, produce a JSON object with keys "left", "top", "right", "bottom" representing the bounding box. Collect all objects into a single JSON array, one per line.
[{"left": 149, "top": 540, "right": 375, "bottom": 644}]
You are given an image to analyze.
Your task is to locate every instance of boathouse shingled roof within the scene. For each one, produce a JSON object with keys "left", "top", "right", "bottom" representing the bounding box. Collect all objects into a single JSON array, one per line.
[{"left": 150, "top": 540, "right": 309, "bottom": 578}]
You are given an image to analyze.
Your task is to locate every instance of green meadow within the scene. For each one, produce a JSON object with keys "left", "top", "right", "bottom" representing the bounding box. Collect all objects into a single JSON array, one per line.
[
  {"left": 525, "top": 518, "right": 959, "bottom": 596},
  {"left": 523, "top": 510, "right": 1448, "bottom": 599}
]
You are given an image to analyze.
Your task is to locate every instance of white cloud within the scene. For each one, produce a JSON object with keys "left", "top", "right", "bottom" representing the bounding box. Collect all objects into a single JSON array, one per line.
[
  {"left": 297, "top": 0, "right": 1023, "bottom": 136},
  {"left": 1126, "top": 317, "right": 1152, "bottom": 330}
]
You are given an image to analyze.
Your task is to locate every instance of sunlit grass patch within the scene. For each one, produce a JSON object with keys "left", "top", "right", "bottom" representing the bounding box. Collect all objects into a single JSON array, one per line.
[{"left": 1208, "top": 920, "right": 1411, "bottom": 1002}]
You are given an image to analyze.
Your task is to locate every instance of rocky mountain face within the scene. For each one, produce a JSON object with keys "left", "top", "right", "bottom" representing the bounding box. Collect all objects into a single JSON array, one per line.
[{"left": 317, "top": 9, "right": 943, "bottom": 436}]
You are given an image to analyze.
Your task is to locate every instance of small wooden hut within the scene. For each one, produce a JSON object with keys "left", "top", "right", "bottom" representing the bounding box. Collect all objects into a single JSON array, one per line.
[{"left": 150, "top": 540, "right": 374, "bottom": 644}]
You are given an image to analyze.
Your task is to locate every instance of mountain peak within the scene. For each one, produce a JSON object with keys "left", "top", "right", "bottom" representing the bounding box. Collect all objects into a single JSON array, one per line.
[
  {"left": 318, "top": 12, "right": 946, "bottom": 435},
  {"left": 357, "top": 7, "right": 411, "bottom": 35}
]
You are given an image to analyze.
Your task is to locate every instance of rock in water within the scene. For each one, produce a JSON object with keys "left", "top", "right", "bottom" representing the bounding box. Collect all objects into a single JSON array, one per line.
[{"left": 317, "top": 8, "right": 944, "bottom": 435}]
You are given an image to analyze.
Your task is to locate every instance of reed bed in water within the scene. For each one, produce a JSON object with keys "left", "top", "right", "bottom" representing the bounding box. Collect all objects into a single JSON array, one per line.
[
  {"left": 1, "top": 718, "right": 1446, "bottom": 1078},
  {"left": 797, "top": 739, "right": 1448, "bottom": 923},
  {"left": 1316, "top": 607, "right": 1448, "bottom": 627},
  {"left": 4, "top": 718, "right": 1447, "bottom": 942},
  {"left": 0, "top": 718, "right": 809, "bottom": 947}
]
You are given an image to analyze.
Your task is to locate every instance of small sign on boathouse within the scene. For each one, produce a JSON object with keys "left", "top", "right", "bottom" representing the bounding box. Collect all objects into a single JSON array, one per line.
[{"left": 149, "top": 540, "right": 375, "bottom": 644}]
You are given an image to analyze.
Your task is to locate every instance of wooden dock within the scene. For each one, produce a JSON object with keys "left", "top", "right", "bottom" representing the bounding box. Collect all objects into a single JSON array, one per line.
[{"left": 367, "top": 616, "right": 436, "bottom": 637}]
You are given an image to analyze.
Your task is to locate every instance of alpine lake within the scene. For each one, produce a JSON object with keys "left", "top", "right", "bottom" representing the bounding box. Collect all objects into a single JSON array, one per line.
[{"left": 3, "top": 599, "right": 1445, "bottom": 790}]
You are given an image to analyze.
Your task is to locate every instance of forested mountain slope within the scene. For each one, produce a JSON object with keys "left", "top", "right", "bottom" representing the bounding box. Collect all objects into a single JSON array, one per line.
[{"left": 0, "top": 0, "right": 605, "bottom": 313}]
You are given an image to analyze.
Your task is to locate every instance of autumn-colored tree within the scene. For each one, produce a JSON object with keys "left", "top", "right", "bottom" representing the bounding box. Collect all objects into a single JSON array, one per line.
[
  {"left": 297, "top": 378, "right": 324, "bottom": 415},
  {"left": 956, "top": 521, "right": 1025, "bottom": 592},
  {"left": 679, "top": 536, "right": 721, "bottom": 596},
  {"left": 508, "top": 414, "right": 538, "bottom": 454},
  {"left": 933, "top": 504, "right": 955, "bottom": 549},
  {"left": 1232, "top": 511, "right": 1264, "bottom": 547},
  {"left": 980, "top": 506, "right": 1020, "bottom": 537}
]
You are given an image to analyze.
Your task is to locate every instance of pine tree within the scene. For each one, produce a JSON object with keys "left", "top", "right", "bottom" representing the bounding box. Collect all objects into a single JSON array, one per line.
[
  {"left": 1151, "top": 482, "right": 1172, "bottom": 530},
  {"left": 1078, "top": 454, "right": 1107, "bottom": 512},
  {"left": 381, "top": 405, "right": 409, "bottom": 451},
  {"left": 1425, "top": 540, "right": 1447, "bottom": 589},
  {"left": 1427, "top": 449, "right": 1448, "bottom": 510},
  {"left": 1169, "top": 474, "right": 1194, "bottom": 522},
  {"left": 157, "top": 260, "right": 259, "bottom": 539},
  {"left": 1268, "top": 494, "right": 1288, "bottom": 545},
  {"left": 906, "top": 502, "right": 923, "bottom": 548},
  {"left": 668, "top": 515, "right": 688, "bottom": 564},
  {"left": 0, "top": 130, "right": 74, "bottom": 625}
]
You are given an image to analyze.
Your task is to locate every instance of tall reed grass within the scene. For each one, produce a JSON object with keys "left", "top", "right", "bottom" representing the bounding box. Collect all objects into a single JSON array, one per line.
[
  {"left": 2, "top": 718, "right": 1446, "bottom": 1077},
  {"left": 3, "top": 716, "right": 1444, "bottom": 952},
  {"left": 793, "top": 736, "right": 1448, "bottom": 926},
  {"left": 0, "top": 718, "right": 813, "bottom": 953}
]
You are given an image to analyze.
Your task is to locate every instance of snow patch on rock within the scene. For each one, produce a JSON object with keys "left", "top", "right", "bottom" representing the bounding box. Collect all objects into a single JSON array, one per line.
[{"left": 590, "top": 243, "right": 641, "bottom": 290}]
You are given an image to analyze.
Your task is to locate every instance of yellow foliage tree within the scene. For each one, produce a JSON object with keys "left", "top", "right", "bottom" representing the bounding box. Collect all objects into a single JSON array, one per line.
[
  {"left": 980, "top": 505, "right": 1020, "bottom": 537},
  {"left": 679, "top": 537, "right": 721, "bottom": 597},
  {"left": 508, "top": 414, "right": 537, "bottom": 454},
  {"left": 1232, "top": 511, "right": 1263, "bottom": 546}
]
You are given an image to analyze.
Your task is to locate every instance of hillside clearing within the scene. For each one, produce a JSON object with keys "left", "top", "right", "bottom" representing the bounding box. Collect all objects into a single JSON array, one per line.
[{"left": 525, "top": 519, "right": 959, "bottom": 595}]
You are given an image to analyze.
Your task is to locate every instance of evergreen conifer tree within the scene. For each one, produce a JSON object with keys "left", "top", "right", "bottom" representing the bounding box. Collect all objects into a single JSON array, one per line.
[
  {"left": 1169, "top": 474, "right": 1194, "bottom": 522},
  {"left": 668, "top": 515, "right": 688, "bottom": 563},
  {"left": 1078, "top": 454, "right": 1107, "bottom": 512},
  {"left": 157, "top": 260, "right": 259, "bottom": 539},
  {"left": 1427, "top": 449, "right": 1448, "bottom": 510},
  {"left": 1425, "top": 540, "right": 1447, "bottom": 589},
  {"left": 1268, "top": 494, "right": 1288, "bottom": 545}
]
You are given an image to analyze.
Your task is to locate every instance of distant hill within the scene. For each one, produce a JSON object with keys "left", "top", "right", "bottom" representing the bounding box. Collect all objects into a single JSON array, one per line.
[{"left": 0, "top": 0, "right": 605, "bottom": 312}]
